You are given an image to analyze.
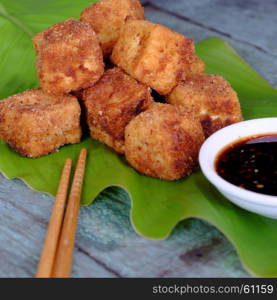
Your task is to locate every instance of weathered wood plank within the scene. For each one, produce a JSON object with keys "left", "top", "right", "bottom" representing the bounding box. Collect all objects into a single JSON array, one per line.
[
  {"left": 0, "top": 177, "right": 117, "bottom": 278},
  {"left": 148, "top": 0, "right": 277, "bottom": 56},
  {"left": 145, "top": 5, "right": 277, "bottom": 88},
  {"left": 0, "top": 175, "right": 249, "bottom": 277},
  {"left": 76, "top": 195, "right": 248, "bottom": 277}
]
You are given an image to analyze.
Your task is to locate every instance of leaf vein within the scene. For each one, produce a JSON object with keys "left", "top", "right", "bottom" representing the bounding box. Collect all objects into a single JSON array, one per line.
[{"left": 0, "top": 3, "right": 33, "bottom": 37}]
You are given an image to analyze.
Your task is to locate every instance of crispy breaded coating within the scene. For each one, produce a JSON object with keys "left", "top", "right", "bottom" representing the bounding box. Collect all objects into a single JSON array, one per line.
[
  {"left": 80, "top": 0, "right": 144, "bottom": 56},
  {"left": 167, "top": 74, "right": 243, "bottom": 138},
  {"left": 33, "top": 19, "right": 104, "bottom": 95},
  {"left": 0, "top": 89, "right": 81, "bottom": 158},
  {"left": 111, "top": 19, "right": 200, "bottom": 95},
  {"left": 125, "top": 103, "right": 205, "bottom": 180},
  {"left": 82, "top": 67, "right": 153, "bottom": 153},
  {"left": 190, "top": 57, "right": 205, "bottom": 74}
]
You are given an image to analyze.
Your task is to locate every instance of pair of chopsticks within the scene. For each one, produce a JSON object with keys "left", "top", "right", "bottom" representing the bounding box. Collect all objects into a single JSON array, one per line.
[{"left": 36, "top": 148, "right": 87, "bottom": 278}]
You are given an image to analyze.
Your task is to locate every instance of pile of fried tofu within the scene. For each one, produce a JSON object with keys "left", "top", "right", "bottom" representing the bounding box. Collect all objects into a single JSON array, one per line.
[{"left": 0, "top": 0, "right": 243, "bottom": 180}]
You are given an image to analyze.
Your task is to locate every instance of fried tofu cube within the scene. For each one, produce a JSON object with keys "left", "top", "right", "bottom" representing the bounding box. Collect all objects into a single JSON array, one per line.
[
  {"left": 80, "top": 0, "right": 144, "bottom": 56},
  {"left": 167, "top": 74, "right": 243, "bottom": 138},
  {"left": 82, "top": 67, "right": 153, "bottom": 153},
  {"left": 111, "top": 19, "right": 199, "bottom": 95},
  {"left": 0, "top": 89, "right": 81, "bottom": 158},
  {"left": 125, "top": 103, "right": 204, "bottom": 180},
  {"left": 33, "top": 19, "right": 104, "bottom": 95}
]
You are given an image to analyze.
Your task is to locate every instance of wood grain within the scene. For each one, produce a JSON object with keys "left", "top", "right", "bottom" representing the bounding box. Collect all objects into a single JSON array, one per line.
[{"left": 148, "top": 0, "right": 277, "bottom": 56}]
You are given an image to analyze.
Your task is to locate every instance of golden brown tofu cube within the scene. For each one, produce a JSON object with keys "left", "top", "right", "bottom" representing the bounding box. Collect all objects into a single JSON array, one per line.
[
  {"left": 0, "top": 89, "right": 81, "bottom": 158},
  {"left": 167, "top": 74, "right": 243, "bottom": 138},
  {"left": 82, "top": 67, "right": 153, "bottom": 153},
  {"left": 125, "top": 103, "right": 205, "bottom": 180},
  {"left": 111, "top": 19, "right": 199, "bottom": 95},
  {"left": 33, "top": 19, "right": 104, "bottom": 95},
  {"left": 80, "top": 0, "right": 144, "bottom": 56}
]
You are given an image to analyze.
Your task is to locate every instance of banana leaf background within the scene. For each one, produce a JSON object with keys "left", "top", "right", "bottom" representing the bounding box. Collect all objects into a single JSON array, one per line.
[{"left": 0, "top": 0, "right": 277, "bottom": 277}]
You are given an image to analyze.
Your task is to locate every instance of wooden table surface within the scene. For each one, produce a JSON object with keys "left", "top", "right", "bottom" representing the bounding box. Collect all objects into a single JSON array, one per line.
[{"left": 1, "top": 0, "right": 277, "bottom": 278}]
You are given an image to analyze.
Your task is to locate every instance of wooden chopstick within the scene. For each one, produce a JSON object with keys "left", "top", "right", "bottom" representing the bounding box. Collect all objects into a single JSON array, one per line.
[
  {"left": 36, "top": 158, "right": 72, "bottom": 278},
  {"left": 52, "top": 148, "right": 87, "bottom": 278}
]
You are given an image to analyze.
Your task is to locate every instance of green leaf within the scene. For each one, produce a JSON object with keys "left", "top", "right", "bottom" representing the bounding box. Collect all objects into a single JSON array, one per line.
[{"left": 1, "top": 0, "right": 277, "bottom": 277}]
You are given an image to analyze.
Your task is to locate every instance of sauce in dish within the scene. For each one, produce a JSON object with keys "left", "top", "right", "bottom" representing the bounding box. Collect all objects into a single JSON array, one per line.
[{"left": 215, "top": 134, "right": 277, "bottom": 196}]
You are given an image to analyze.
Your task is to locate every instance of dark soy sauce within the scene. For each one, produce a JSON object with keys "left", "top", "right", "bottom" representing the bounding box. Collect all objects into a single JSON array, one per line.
[{"left": 216, "top": 134, "right": 277, "bottom": 196}]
